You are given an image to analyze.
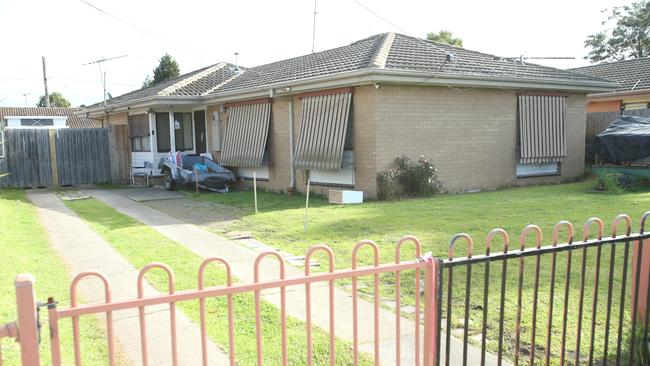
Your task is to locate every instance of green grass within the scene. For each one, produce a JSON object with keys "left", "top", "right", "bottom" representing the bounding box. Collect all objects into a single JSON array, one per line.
[
  {"left": 0, "top": 190, "right": 113, "bottom": 365},
  {"left": 64, "top": 197, "right": 370, "bottom": 365},
  {"left": 191, "top": 179, "right": 650, "bottom": 365}
]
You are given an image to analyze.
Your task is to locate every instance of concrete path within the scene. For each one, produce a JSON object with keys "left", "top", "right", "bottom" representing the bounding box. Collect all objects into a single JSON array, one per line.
[
  {"left": 86, "top": 189, "right": 506, "bottom": 366},
  {"left": 26, "top": 189, "right": 229, "bottom": 366}
]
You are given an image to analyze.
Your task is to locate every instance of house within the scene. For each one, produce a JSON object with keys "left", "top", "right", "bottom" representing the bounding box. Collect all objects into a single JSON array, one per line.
[
  {"left": 0, "top": 107, "right": 102, "bottom": 129},
  {"left": 570, "top": 57, "right": 650, "bottom": 114},
  {"left": 570, "top": 58, "right": 650, "bottom": 139},
  {"left": 83, "top": 33, "right": 615, "bottom": 198}
]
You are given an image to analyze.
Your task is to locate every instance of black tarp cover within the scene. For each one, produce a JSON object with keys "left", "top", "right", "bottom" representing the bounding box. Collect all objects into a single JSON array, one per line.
[{"left": 594, "top": 116, "right": 650, "bottom": 162}]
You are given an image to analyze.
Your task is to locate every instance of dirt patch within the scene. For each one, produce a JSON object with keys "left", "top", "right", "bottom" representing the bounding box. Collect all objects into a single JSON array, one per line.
[{"left": 144, "top": 197, "right": 242, "bottom": 232}]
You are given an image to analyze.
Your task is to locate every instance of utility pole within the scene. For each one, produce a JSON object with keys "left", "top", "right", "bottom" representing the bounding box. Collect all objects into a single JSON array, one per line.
[
  {"left": 42, "top": 56, "right": 50, "bottom": 107},
  {"left": 311, "top": 0, "right": 317, "bottom": 53}
]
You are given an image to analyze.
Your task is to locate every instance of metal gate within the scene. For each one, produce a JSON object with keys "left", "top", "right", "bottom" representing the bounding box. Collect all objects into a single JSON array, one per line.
[{"left": 0, "top": 128, "right": 111, "bottom": 188}]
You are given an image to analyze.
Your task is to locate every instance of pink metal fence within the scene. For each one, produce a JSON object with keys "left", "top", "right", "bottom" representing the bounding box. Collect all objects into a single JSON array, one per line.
[
  {"left": 1, "top": 238, "right": 437, "bottom": 366},
  {"left": 4, "top": 214, "right": 650, "bottom": 365}
]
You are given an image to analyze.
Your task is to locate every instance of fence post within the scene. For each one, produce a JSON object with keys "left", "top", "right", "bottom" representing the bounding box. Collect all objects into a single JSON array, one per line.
[
  {"left": 15, "top": 274, "right": 40, "bottom": 366},
  {"left": 633, "top": 238, "right": 650, "bottom": 322},
  {"left": 423, "top": 258, "right": 441, "bottom": 366},
  {"left": 48, "top": 130, "right": 58, "bottom": 186}
]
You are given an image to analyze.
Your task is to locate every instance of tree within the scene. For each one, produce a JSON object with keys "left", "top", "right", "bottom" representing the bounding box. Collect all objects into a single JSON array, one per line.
[
  {"left": 585, "top": 0, "right": 650, "bottom": 63},
  {"left": 142, "top": 53, "right": 180, "bottom": 87},
  {"left": 37, "top": 92, "right": 71, "bottom": 107},
  {"left": 426, "top": 30, "right": 463, "bottom": 47}
]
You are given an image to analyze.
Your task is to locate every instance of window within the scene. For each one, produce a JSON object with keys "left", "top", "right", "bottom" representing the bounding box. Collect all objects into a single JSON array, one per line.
[
  {"left": 20, "top": 118, "right": 54, "bottom": 127},
  {"left": 517, "top": 94, "right": 566, "bottom": 177},
  {"left": 155, "top": 112, "right": 194, "bottom": 152},
  {"left": 174, "top": 112, "right": 193, "bottom": 151},
  {"left": 516, "top": 162, "right": 559, "bottom": 177},
  {"left": 128, "top": 114, "right": 150, "bottom": 152}
]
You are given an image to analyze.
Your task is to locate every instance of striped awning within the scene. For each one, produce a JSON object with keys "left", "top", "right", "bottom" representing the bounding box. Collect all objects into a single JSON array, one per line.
[
  {"left": 518, "top": 94, "right": 567, "bottom": 164},
  {"left": 294, "top": 91, "right": 352, "bottom": 171},
  {"left": 219, "top": 101, "right": 271, "bottom": 168}
]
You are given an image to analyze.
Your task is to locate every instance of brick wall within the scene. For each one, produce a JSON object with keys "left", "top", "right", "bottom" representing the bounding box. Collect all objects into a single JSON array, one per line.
[
  {"left": 369, "top": 85, "right": 587, "bottom": 194},
  {"left": 587, "top": 100, "right": 621, "bottom": 113},
  {"left": 207, "top": 85, "right": 587, "bottom": 199}
]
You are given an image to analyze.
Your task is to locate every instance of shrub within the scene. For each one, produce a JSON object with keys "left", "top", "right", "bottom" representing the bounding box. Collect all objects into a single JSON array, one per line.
[
  {"left": 597, "top": 173, "right": 627, "bottom": 194},
  {"left": 377, "top": 170, "right": 398, "bottom": 200},
  {"left": 376, "top": 155, "right": 443, "bottom": 200}
]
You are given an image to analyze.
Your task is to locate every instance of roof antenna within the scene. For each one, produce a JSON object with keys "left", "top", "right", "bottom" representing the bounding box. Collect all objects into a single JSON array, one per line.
[
  {"left": 83, "top": 54, "right": 127, "bottom": 110},
  {"left": 311, "top": 0, "right": 317, "bottom": 53},
  {"left": 234, "top": 52, "right": 239, "bottom": 70}
]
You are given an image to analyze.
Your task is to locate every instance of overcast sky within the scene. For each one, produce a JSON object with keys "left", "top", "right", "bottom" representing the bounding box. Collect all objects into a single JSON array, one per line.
[{"left": 0, "top": 0, "right": 633, "bottom": 107}]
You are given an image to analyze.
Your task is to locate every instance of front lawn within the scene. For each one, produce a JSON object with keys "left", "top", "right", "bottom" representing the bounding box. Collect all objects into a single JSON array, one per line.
[
  {"left": 192, "top": 180, "right": 650, "bottom": 364},
  {"left": 65, "top": 197, "right": 370, "bottom": 366},
  {"left": 0, "top": 190, "right": 114, "bottom": 365}
]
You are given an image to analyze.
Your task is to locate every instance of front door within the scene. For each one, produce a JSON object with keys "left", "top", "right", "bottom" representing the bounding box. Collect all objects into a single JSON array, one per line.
[{"left": 194, "top": 110, "right": 206, "bottom": 154}]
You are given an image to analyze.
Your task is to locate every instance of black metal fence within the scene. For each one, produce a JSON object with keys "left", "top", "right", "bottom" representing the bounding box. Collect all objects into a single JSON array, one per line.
[
  {"left": 0, "top": 128, "right": 111, "bottom": 188},
  {"left": 435, "top": 213, "right": 650, "bottom": 366}
]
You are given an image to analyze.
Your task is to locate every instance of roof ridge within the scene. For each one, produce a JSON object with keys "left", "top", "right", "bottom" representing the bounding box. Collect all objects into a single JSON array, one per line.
[
  {"left": 570, "top": 56, "right": 650, "bottom": 70},
  {"left": 159, "top": 62, "right": 226, "bottom": 96},
  {"left": 369, "top": 32, "right": 395, "bottom": 68},
  {"left": 201, "top": 70, "right": 243, "bottom": 96}
]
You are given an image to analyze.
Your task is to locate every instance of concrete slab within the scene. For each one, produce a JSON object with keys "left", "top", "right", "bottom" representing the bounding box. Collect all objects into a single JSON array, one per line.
[
  {"left": 86, "top": 189, "right": 509, "bottom": 366},
  {"left": 26, "top": 189, "right": 229, "bottom": 366},
  {"left": 114, "top": 188, "right": 186, "bottom": 202}
]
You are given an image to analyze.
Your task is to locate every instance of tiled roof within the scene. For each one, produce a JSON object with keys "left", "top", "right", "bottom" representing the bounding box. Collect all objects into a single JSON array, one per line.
[
  {"left": 569, "top": 57, "right": 650, "bottom": 93},
  {"left": 0, "top": 107, "right": 101, "bottom": 128},
  {"left": 384, "top": 34, "right": 601, "bottom": 82},
  {"left": 214, "top": 33, "right": 387, "bottom": 93},
  {"left": 93, "top": 33, "right": 611, "bottom": 108}
]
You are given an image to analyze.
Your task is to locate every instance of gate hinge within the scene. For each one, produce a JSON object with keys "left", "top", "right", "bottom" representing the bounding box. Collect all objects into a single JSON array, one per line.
[{"left": 36, "top": 297, "right": 58, "bottom": 344}]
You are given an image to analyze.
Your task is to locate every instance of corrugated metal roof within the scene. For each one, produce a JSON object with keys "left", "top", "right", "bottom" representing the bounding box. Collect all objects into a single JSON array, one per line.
[
  {"left": 91, "top": 32, "right": 612, "bottom": 108},
  {"left": 569, "top": 57, "right": 650, "bottom": 93},
  {"left": 0, "top": 107, "right": 101, "bottom": 128}
]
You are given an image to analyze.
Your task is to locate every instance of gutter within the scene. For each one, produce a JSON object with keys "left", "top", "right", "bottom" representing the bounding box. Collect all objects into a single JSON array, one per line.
[
  {"left": 83, "top": 68, "right": 618, "bottom": 116},
  {"left": 586, "top": 88, "right": 650, "bottom": 101}
]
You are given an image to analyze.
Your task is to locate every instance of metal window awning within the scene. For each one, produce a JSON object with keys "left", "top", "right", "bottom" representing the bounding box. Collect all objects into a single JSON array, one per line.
[
  {"left": 219, "top": 101, "right": 271, "bottom": 168},
  {"left": 294, "top": 91, "right": 352, "bottom": 171},
  {"left": 518, "top": 94, "right": 567, "bottom": 164}
]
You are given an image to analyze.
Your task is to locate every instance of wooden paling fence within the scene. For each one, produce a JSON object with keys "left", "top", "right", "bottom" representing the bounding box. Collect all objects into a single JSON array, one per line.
[{"left": 0, "top": 128, "right": 112, "bottom": 188}]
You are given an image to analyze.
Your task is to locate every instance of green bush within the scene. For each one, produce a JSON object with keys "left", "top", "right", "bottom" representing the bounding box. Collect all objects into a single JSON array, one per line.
[
  {"left": 377, "top": 170, "right": 398, "bottom": 200},
  {"left": 376, "top": 155, "right": 443, "bottom": 200}
]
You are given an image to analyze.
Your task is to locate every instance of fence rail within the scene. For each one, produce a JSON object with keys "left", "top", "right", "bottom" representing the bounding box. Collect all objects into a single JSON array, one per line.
[{"left": 3, "top": 213, "right": 650, "bottom": 365}]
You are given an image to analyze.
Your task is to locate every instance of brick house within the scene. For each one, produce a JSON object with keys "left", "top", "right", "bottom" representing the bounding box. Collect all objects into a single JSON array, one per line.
[
  {"left": 570, "top": 58, "right": 650, "bottom": 140},
  {"left": 570, "top": 57, "right": 650, "bottom": 114},
  {"left": 82, "top": 33, "right": 615, "bottom": 198}
]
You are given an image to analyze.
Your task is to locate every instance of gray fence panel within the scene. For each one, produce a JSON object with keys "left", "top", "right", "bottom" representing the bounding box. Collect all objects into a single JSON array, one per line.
[
  {"left": 1, "top": 129, "right": 52, "bottom": 188},
  {"left": 56, "top": 128, "right": 111, "bottom": 186},
  {"left": 0, "top": 128, "right": 111, "bottom": 187}
]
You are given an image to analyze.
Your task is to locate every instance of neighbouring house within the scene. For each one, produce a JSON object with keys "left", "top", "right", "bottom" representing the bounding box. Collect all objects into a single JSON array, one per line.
[
  {"left": 0, "top": 107, "right": 102, "bottom": 166},
  {"left": 82, "top": 33, "right": 615, "bottom": 198},
  {"left": 570, "top": 58, "right": 650, "bottom": 139},
  {"left": 0, "top": 107, "right": 101, "bottom": 129}
]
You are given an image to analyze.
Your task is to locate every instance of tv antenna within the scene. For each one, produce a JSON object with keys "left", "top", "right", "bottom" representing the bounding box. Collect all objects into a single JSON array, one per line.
[
  {"left": 83, "top": 54, "right": 127, "bottom": 109},
  {"left": 311, "top": 0, "right": 317, "bottom": 53},
  {"left": 497, "top": 55, "right": 575, "bottom": 77}
]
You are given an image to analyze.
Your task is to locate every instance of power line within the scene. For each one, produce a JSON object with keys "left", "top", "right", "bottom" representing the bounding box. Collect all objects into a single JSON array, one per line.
[
  {"left": 79, "top": 0, "right": 216, "bottom": 64},
  {"left": 350, "top": 0, "right": 450, "bottom": 55}
]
